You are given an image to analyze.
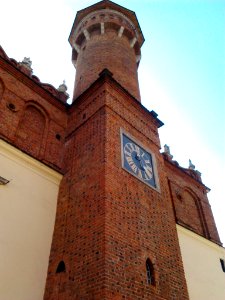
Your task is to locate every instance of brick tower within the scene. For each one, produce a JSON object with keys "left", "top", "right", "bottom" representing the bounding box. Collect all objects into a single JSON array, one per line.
[
  {"left": 42, "top": 1, "right": 223, "bottom": 300},
  {"left": 69, "top": 0, "right": 143, "bottom": 101}
]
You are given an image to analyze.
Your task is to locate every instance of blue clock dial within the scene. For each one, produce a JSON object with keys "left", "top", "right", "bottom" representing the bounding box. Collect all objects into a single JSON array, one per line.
[{"left": 122, "top": 134, "right": 156, "bottom": 188}]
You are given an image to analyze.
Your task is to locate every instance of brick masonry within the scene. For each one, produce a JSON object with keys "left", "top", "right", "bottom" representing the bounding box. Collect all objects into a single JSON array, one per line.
[
  {"left": 69, "top": 1, "right": 143, "bottom": 101},
  {"left": 0, "top": 1, "right": 222, "bottom": 299},
  {"left": 43, "top": 78, "right": 189, "bottom": 299},
  {"left": 0, "top": 47, "right": 68, "bottom": 171},
  {"left": 164, "top": 155, "right": 221, "bottom": 245}
]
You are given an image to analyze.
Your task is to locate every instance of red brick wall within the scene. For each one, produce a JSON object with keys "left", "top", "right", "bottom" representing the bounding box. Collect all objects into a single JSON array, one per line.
[
  {"left": 74, "top": 31, "right": 140, "bottom": 101},
  {"left": 70, "top": 1, "right": 143, "bottom": 102},
  {"left": 44, "top": 93, "right": 108, "bottom": 299},
  {"left": 0, "top": 12, "right": 221, "bottom": 298},
  {"left": 1, "top": 50, "right": 220, "bottom": 299},
  {"left": 103, "top": 84, "right": 189, "bottom": 299},
  {"left": 0, "top": 78, "right": 4, "bottom": 99},
  {"left": 0, "top": 63, "right": 68, "bottom": 171},
  {"left": 44, "top": 80, "right": 189, "bottom": 299},
  {"left": 165, "top": 159, "right": 221, "bottom": 245}
]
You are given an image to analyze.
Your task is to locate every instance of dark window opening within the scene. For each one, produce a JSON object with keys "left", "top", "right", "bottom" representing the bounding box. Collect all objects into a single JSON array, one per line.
[
  {"left": 55, "top": 134, "right": 61, "bottom": 140},
  {"left": 146, "top": 258, "right": 155, "bottom": 285},
  {"left": 220, "top": 259, "right": 225, "bottom": 272},
  {"left": 56, "top": 261, "right": 66, "bottom": 273}
]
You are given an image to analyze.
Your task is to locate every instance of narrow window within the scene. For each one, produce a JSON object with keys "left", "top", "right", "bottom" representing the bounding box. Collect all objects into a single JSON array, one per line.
[
  {"left": 56, "top": 261, "right": 66, "bottom": 273},
  {"left": 55, "top": 133, "right": 61, "bottom": 140},
  {"left": 220, "top": 259, "right": 225, "bottom": 272},
  {"left": 146, "top": 258, "right": 155, "bottom": 285}
]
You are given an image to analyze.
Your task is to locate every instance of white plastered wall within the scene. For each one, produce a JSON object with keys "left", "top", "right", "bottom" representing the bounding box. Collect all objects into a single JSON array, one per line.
[
  {"left": 177, "top": 224, "right": 225, "bottom": 300},
  {"left": 0, "top": 139, "right": 62, "bottom": 300}
]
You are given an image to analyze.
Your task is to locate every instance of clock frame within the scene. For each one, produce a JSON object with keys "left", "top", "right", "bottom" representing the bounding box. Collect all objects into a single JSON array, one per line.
[{"left": 121, "top": 129, "right": 160, "bottom": 191}]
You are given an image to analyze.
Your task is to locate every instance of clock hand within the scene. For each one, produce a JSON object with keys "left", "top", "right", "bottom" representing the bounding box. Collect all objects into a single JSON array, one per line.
[
  {"left": 135, "top": 153, "right": 145, "bottom": 171},
  {"left": 139, "top": 159, "right": 145, "bottom": 171},
  {"left": 135, "top": 153, "right": 141, "bottom": 160}
]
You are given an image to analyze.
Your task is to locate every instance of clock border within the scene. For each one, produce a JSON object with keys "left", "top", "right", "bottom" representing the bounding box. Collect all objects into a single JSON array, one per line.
[{"left": 120, "top": 128, "right": 160, "bottom": 192}]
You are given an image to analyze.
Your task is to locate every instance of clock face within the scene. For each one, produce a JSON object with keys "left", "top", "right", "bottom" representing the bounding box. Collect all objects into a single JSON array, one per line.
[{"left": 122, "top": 134, "right": 157, "bottom": 188}]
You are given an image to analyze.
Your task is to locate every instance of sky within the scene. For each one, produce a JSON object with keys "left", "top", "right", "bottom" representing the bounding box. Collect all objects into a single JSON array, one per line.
[{"left": 0, "top": 0, "right": 224, "bottom": 243}]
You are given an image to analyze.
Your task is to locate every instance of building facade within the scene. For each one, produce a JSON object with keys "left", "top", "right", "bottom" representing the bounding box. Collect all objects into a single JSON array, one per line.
[{"left": 0, "top": 1, "right": 224, "bottom": 299}]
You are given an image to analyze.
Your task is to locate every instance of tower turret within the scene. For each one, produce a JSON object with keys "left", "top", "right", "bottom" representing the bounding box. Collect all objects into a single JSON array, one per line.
[{"left": 69, "top": 0, "right": 144, "bottom": 101}]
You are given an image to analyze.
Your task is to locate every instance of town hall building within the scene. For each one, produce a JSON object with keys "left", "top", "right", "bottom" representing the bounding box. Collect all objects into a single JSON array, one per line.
[{"left": 0, "top": 1, "right": 225, "bottom": 299}]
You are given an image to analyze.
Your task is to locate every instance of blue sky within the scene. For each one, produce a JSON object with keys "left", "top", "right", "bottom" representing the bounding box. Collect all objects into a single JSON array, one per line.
[
  {"left": 138, "top": 0, "right": 225, "bottom": 147},
  {"left": 0, "top": 0, "right": 224, "bottom": 242},
  {"left": 122, "top": 0, "right": 225, "bottom": 244}
]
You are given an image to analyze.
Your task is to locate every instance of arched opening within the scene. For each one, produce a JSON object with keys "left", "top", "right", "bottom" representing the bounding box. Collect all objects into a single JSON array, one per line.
[
  {"left": 146, "top": 258, "right": 155, "bottom": 285},
  {"left": 15, "top": 104, "right": 46, "bottom": 157},
  {"left": 56, "top": 261, "right": 66, "bottom": 274},
  {"left": 182, "top": 189, "right": 209, "bottom": 237}
]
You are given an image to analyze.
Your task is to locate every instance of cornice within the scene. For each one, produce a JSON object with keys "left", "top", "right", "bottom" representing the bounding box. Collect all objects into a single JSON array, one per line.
[
  {"left": 0, "top": 138, "right": 63, "bottom": 183},
  {"left": 0, "top": 136, "right": 65, "bottom": 175},
  {"left": 177, "top": 224, "right": 223, "bottom": 248}
]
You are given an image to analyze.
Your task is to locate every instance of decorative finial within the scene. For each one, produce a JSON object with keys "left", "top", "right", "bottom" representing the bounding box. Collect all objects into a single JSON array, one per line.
[
  {"left": 21, "top": 57, "right": 32, "bottom": 68},
  {"left": 58, "top": 80, "right": 68, "bottom": 93},
  {"left": 188, "top": 159, "right": 195, "bottom": 170},
  {"left": 19, "top": 57, "right": 33, "bottom": 75},
  {"left": 164, "top": 144, "right": 173, "bottom": 159}
]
